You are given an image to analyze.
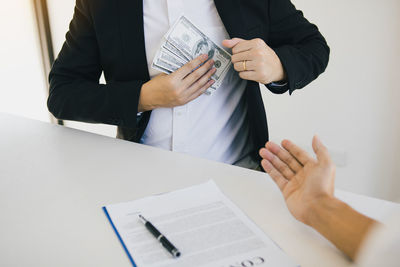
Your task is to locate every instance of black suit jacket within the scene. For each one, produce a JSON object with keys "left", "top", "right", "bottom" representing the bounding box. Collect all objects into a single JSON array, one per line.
[{"left": 48, "top": 0, "right": 329, "bottom": 162}]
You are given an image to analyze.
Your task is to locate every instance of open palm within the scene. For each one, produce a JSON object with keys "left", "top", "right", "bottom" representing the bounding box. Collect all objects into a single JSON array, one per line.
[{"left": 259, "top": 136, "right": 336, "bottom": 225}]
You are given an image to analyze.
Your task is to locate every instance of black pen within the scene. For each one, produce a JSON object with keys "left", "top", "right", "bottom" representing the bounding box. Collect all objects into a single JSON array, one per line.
[{"left": 138, "top": 215, "right": 181, "bottom": 258}]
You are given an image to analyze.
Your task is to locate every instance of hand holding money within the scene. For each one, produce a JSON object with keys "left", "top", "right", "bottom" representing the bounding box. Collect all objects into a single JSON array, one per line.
[
  {"left": 152, "top": 16, "right": 232, "bottom": 95},
  {"left": 223, "top": 38, "right": 286, "bottom": 84},
  {"left": 138, "top": 55, "right": 216, "bottom": 112}
]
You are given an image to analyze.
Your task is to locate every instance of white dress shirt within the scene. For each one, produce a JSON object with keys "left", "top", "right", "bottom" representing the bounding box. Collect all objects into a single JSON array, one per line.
[{"left": 141, "top": 0, "right": 257, "bottom": 168}]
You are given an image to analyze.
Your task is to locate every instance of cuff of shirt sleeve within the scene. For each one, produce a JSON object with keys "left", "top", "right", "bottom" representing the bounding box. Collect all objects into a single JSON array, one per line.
[
  {"left": 270, "top": 81, "right": 288, "bottom": 87},
  {"left": 265, "top": 81, "right": 289, "bottom": 94}
]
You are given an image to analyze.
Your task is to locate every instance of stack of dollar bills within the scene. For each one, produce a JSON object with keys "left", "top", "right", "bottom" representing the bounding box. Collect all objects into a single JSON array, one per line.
[{"left": 152, "top": 16, "right": 232, "bottom": 95}]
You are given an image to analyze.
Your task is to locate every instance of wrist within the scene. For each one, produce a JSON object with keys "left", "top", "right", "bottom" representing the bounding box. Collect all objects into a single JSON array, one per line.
[
  {"left": 271, "top": 50, "right": 287, "bottom": 83},
  {"left": 305, "top": 195, "right": 376, "bottom": 260},
  {"left": 276, "top": 72, "right": 287, "bottom": 84},
  {"left": 305, "top": 195, "right": 343, "bottom": 227},
  {"left": 138, "top": 81, "right": 157, "bottom": 112},
  {"left": 273, "top": 66, "right": 287, "bottom": 83}
]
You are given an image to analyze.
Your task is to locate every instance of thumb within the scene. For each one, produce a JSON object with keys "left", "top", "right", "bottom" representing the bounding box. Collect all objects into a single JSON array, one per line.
[
  {"left": 222, "top": 38, "right": 244, "bottom": 49},
  {"left": 312, "top": 135, "right": 330, "bottom": 163}
]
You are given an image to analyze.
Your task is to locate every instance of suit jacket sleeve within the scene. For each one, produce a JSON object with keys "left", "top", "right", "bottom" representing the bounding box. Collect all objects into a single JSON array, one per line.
[
  {"left": 47, "top": 0, "right": 143, "bottom": 128},
  {"left": 265, "top": 0, "right": 330, "bottom": 95}
]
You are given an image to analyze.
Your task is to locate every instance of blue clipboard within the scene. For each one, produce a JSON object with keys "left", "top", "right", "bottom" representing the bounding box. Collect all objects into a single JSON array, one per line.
[{"left": 103, "top": 207, "right": 137, "bottom": 267}]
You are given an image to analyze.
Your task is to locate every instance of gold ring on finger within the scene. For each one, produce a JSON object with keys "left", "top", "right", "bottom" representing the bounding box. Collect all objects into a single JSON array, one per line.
[{"left": 243, "top": 60, "right": 247, "bottom": 71}]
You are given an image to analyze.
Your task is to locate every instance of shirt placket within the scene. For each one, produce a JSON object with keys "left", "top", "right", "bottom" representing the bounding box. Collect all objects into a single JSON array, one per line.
[
  {"left": 172, "top": 105, "right": 188, "bottom": 152},
  {"left": 167, "top": 0, "right": 187, "bottom": 152}
]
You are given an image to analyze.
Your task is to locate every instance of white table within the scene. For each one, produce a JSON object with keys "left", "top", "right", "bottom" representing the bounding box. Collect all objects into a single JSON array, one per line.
[{"left": 0, "top": 113, "right": 399, "bottom": 267}]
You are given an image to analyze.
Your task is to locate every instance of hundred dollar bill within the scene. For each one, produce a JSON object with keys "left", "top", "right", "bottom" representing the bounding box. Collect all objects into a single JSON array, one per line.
[
  {"left": 165, "top": 16, "right": 231, "bottom": 89},
  {"left": 162, "top": 40, "right": 191, "bottom": 63},
  {"left": 154, "top": 48, "right": 185, "bottom": 69},
  {"left": 152, "top": 54, "right": 214, "bottom": 95},
  {"left": 152, "top": 57, "right": 177, "bottom": 73},
  {"left": 151, "top": 56, "right": 213, "bottom": 96},
  {"left": 151, "top": 62, "right": 173, "bottom": 75}
]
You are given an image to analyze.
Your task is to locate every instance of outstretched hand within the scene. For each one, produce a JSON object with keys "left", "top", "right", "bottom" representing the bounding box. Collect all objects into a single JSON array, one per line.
[{"left": 259, "top": 136, "right": 336, "bottom": 225}]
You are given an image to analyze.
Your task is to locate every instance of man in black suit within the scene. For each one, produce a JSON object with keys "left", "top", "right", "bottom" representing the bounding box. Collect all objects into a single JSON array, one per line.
[{"left": 48, "top": 0, "right": 329, "bottom": 168}]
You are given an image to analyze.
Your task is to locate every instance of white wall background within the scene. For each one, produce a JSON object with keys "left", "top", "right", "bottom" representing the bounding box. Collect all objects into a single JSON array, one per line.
[
  {"left": 0, "top": 0, "right": 49, "bottom": 122},
  {"left": 263, "top": 0, "right": 400, "bottom": 201},
  {"left": 4, "top": 1, "right": 398, "bottom": 201}
]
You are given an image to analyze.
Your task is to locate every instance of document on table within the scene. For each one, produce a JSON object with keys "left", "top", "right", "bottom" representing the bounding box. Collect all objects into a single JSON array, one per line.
[{"left": 103, "top": 181, "right": 299, "bottom": 267}]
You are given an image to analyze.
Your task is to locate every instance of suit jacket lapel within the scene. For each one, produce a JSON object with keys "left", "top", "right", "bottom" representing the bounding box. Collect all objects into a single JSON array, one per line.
[
  {"left": 214, "top": 0, "right": 247, "bottom": 39},
  {"left": 116, "top": 0, "right": 150, "bottom": 81}
]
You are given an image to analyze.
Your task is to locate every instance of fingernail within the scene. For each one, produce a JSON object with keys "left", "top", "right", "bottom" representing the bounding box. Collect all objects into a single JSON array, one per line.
[
  {"left": 282, "top": 139, "right": 291, "bottom": 147},
  {"left": 314, "top": 135, "right": 324, "bottom": 148},
  {"left": 202, "top": 54, "right": 209, "bottom": 60}
]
